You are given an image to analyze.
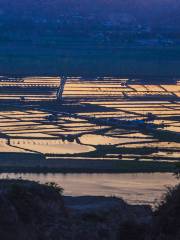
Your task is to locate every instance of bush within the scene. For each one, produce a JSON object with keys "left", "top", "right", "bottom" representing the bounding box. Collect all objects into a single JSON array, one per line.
[
  {"left": 174, "top": 162, "right": 180, "bottom": 179},
  {"left": 0, "top": 179, "right": 69, "bottom": 240},
  {"left": 118, "top": 221, "right": 150, "bottom": 240},
  {"left": 153, "top": 184, "right": 180, "bottom": 240}
]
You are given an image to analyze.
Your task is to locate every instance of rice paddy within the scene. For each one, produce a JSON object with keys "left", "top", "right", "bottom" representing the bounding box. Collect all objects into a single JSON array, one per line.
[{"left": 0, "top": 76, "right": 179, "bottom": 171}]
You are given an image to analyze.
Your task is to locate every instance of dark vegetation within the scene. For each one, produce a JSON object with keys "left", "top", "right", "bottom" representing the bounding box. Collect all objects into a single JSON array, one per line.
[
  {"left": 174, "top": 162, "right": 180, "bottom": 179},
  {"left": 0, "top": 179, "right": 69, "bottom": 240},
  {"left": 0, "top": 179, "right": 179, "bottom": 240},
  {"left": 0, "top": 157, "right": 176, "bottom": 173},
  {"left": 152, "top": 184, "right": 180, "bottom": 240}
]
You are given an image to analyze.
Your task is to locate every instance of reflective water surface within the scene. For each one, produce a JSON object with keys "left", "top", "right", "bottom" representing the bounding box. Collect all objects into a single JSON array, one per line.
[
  {"left": 0, "top": 76, "right": 180, "bottom": 162},
  {"left": 0, "top": 172, "right": 178, "bottom": 206}
]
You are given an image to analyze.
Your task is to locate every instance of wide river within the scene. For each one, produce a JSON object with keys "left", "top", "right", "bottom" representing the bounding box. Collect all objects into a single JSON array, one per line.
[{"left": 0, "top": 173, "right": 178, "bottom": 205}]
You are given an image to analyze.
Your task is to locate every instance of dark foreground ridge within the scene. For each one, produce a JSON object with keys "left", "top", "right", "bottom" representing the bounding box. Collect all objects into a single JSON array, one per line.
[{"left": 0, "top": 179, "right": 179, "bottom": 240}]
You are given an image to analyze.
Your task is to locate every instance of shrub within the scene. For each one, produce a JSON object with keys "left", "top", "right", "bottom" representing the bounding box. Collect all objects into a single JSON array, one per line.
[
  {"left": 118, "top": 221, "right": 149, "bottom": 240},
  {"left": 153, "top": 184, "right": 180, "bottom": 240}
]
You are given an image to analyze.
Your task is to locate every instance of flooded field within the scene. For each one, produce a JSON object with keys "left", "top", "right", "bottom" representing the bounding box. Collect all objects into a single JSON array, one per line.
[
  {"left": 0, "top": 76, "right": 180, "bottom": 170},
  {"left": 0, "top": 172, "right": 178, "bottom": 205}
]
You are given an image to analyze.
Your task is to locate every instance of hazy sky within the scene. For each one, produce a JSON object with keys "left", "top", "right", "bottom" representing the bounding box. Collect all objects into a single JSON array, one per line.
[{"left": 0, "top": 0, "right": 179, "bottom": 25}]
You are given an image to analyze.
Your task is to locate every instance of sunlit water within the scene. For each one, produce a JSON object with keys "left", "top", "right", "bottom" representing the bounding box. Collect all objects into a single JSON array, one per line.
[
  {"left": 0, "top": 76, "right": 180, "bottom": 162},
  {"left": 0, "top": 77, "right": 179, "bottom": 206},
  {"left": 0, "top": 172, "right": 178, "bottom": 206}
]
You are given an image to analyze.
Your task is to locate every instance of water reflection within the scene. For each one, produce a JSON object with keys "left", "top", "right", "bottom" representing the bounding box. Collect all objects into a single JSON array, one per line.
[
  {"left": 0, "top": 76, "right": 180, "bottom": 162},
  {"left": 0, "top": 173, "right": 178, "bottom": 206}
]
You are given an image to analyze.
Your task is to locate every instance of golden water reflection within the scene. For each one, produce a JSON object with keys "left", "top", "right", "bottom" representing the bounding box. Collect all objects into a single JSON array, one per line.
[
  {"left": 0, "top": 173, "right": 178, "bottom": 206},
  {"left": 0, "top": 77, "right": 180, "bottom": 162}
]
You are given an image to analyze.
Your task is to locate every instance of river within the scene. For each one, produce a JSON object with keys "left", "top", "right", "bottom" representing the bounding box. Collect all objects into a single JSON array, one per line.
[{"left": 0, "top": 172, "right": 178, "bottom": 206}]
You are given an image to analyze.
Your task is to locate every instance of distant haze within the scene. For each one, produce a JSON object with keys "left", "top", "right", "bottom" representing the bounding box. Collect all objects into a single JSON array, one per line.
[{"left": 0, "top": 0, "right": 180, "bottom": 26}]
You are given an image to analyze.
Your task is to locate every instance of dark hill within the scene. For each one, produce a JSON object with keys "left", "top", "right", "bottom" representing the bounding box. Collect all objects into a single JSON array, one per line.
[
  {"left": 0, "top": 179, "right": 151, "bottom": 240},
  {"left": 0, "top": 179, "right": 179, "bottom": 240}
]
